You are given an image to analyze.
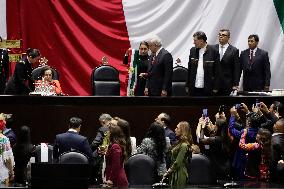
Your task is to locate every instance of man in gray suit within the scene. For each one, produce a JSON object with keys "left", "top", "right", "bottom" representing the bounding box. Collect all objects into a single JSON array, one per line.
[
  {"left": 215, "top": 29, "right": 240, "bottom": 95},
  {"left": 240, "top": 34, "right": 271, "bottom": 92},
  {"left": 144, "top": 35, "right": 173, "bottom": 96}
]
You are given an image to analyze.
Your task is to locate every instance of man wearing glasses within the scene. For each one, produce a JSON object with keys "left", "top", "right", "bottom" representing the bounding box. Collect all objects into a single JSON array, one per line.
[{"left": 215, "top": 29, "right": 240, "bottom": 95}]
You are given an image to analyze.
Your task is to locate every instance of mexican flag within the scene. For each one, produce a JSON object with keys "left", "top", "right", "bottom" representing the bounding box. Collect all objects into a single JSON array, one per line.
[{"left": 0, "top": 0, "right": 283, "bottom": 96}]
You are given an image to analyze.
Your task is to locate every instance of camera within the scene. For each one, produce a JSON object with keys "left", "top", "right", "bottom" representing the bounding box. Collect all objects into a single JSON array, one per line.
[{"left": 235, "top": 104, "right": 243, "bottom": 109}]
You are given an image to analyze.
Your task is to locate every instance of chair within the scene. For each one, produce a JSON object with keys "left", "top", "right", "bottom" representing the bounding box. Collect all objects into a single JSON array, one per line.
[
  {"left": 31, "top": 66, "right": 59, "bottom": 81},
  {"left": 59, "top": 151, "right": 89, "bottom": 164},
  {"left": 31, "top": 163, "right": 90, "bottom": 189},
  {"left": 34, "top": 144, "right": 53, "bottom": 163},
  {"left": 91, "top": 65, "right": 120, "bottom": 96},
  {"left": 188, "top": 154, "right": 213, "bottom": 184},
  {"left": 172, "top": 66, "right": 188, "bottom": 96},
  {"left": 124, "top": 154, "right": 157, "bottom": 185}
]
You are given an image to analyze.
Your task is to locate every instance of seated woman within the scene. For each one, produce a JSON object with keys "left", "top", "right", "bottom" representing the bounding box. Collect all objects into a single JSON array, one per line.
[{"left": 34, "top": 66, "right": 63, "bottom": 95}]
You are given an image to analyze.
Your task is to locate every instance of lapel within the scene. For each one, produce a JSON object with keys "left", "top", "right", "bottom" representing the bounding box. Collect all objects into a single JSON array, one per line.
[
  {"left": 222, "top": 45, "right": 232, "bottom": 60},
  {"left": 149, "top": 48, "right": 163, "bottom": 71}
]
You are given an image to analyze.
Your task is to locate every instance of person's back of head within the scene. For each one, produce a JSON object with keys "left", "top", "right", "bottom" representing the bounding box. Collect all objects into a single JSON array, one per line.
[
  {"left": 274, "top": 118, "right": 284, "bottom": 134},
  {"left": 273, "top": 101, "right": 284, "bottom": 118},
  {"left": 69, "top": 117, "right": 82, "bottom": 130},
  {"left": 117, "top": 118, "right": 132, "bottom": 158},
  {"left": 99, "top": 113, "right": 112, "bottom": 127},
  {"left": 247, "top": 112, "right": 261, "bottom": 128},
  {"left": 161, "top": 112, "right": 171, "bottom": 127}
]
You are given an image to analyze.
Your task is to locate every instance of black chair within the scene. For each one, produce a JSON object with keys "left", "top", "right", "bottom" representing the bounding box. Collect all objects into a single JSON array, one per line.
[
  {"left": 125, "top": 154, "right": 157, "bottom": 186},
  {"left": 172, "top": 66, "right": 188, "bottom": 96},
  {"left": 188, "top": 154, "right": 213, "bottom": 184},
  {"left": 59, "top": 151, "right": 89, "bottom": 164},
  {"left": 31, "top": 163, "right": 90, "bottom": 189},
  {"left": 31, "top": 66, "right": 59, "bottom": 81},
  {"left": 91, "top": 65, "right": 120, "bottom": 96},
  {"left": 34, "top": 144, "right": 53, "bottom": 163}
]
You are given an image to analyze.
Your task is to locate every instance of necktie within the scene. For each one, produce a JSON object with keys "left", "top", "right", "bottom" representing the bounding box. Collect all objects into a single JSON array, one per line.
[
  {"left": 220, "top": 45, "right": 224, "bottom": 60},
  {"left": 249, "top": 50, "right": 254, "bottom": 64},
  {"left": 151, "top": 54, "right": 156, "bottom": 65}
]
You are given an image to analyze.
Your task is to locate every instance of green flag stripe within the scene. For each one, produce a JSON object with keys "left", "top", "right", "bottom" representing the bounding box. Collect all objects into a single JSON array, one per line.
[{"left": 274, "top": 0, "right": 284, "bottom": 31}]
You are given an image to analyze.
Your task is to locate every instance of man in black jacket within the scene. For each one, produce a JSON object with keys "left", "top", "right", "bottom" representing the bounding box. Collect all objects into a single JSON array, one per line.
[
  {"left": 240, "top": 34, "right": 271, "bottom": 92},
  {"left": 215, "top": 29, "right": 240, "bottom": 95},
  {"left": 145, "top": 35, "right": 173, "bottom": 97},
  {"left": 186, "top": 31, "right": 221, "bottom": 96},
  {"left": 0, "top": 36, "right": 9, "bottom": 94}
]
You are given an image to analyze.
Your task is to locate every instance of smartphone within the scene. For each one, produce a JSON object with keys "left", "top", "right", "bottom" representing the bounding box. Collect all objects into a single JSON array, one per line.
[
  {"left": 218, "top": 105, "right": 225, "bottom": 114},
  {"left": 255, "top": 99, "right": 260, "bottom": 108},
  {"left": 235, "top": 104, "right": 242, "bottom": 109},
  {"left": 202, "top": 108, "right": 208, "bottom": 118}
]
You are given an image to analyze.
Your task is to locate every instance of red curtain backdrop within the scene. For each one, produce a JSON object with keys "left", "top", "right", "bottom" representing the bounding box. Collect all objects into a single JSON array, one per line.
[{"left": 7, "top": 0, "right": 130, "bottom": 95}]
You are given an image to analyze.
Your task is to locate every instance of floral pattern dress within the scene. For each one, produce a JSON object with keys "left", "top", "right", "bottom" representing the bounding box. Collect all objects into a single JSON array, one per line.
[
  {"left": 0, "top": 136, "right": 14, "bottom": 182},
  {"left": 137, "top": 137, "right": 167, "bottom": 176}
]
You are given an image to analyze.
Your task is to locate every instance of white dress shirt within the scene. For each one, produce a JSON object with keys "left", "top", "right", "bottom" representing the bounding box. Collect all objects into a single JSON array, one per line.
[{"left": 195, "top": 47, "right": 206, "bottom": 88}]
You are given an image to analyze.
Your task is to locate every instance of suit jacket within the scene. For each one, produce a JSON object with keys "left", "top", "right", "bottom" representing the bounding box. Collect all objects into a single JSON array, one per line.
[
  {"left": 215, "top": 44, "right": 240, "bottom": 95},
  {"left": 271, "top": 134, "right": 284, "bottom": 173},
  {"left": 4, "top": 57, "right": 34, "bottom": 95},
  {"left": 240, "top": 48, "right": 271, "bottom": 91},
  {"left": 53, "top": 130, "right": 93, "bottom": 161},
  {"left": 0, "top": 48, "right": 9, "bottom": 94},
  {"left": 146, "top": 48, "right": 173, "bottom": 96},
  {"left": 186, "top": 45, "right": 221, "bottom": 95},
  {"left": 165, "top": 127, "right": 177, "bottom": 145}
]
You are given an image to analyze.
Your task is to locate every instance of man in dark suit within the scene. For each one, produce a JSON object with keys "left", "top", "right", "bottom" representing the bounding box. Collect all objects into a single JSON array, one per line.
[
  {"left": 53, "top": 117, "right": 93, "bottom": 162},
  {"left": 144, "top": 35, "right": 173, "bottom": 96},
  {"left": 0, "top": 36, "right": 9, "bottom": 94},
  {"left": 240, "top": 34, "right": 271, "bottom": 92},
  {"left": 271, "top": 118, "right": 284, "bottom": 181},
  {"left": 186, "top": 31, "right": 220, "bottom": 96},
  {"left": 155, "top": 112, "right": 177, "bottom": 145},
  {"left": 215, "top": 29, "right": 240, "bottom": 95}
]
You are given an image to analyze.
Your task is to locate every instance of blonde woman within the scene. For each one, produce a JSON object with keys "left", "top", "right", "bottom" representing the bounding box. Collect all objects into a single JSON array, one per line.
[
  {"left": 163, "top": 121, "right": 193, "bottom": 189},
  {"left": 0, "top": 115, "right": 14, "bottom": 186}
]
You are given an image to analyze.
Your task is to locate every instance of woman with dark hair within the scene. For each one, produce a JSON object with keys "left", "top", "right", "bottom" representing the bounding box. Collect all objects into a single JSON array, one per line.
[
  {"left": 197, "top": 112, "right": 230, "bottom": 181},
  {"left": 117, "top": 118, "right": 134, "bottom": 159},
  {"left": 5, "top": 48, "right": 41, "bottom": 95},
  {"left": 104, "top": 125, "right": 128, "bottom": 188},
  {"left": 12, "top": 126, "right": 35, "bottom": 186},
  {"left": 137, "top": 122, "right": 167, "bottom": 179},
  {"left": 163, "top": 121, "right": 193, "bottom": 189},
  {"left": 123, "top": 41, "right": 149, "bottom": 96},
  {"left": 34, "top": 66, "right": 63, "bottom": 95},
  {"left": 239, "top": 128, "right": 271, "bottom": 181}
]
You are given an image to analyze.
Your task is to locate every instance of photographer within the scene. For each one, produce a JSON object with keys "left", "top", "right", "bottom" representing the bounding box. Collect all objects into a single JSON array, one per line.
[
  {"left": 196, "top": 111, "right": 230, "bottom": 181},
  {"left": 229, "top": 105, "right": 261, "bottom": 179}
]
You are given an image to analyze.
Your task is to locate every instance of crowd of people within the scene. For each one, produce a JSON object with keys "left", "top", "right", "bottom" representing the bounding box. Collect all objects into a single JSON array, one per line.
[{"left": 1, "top": 99, "right": 284, "bottom": 188}]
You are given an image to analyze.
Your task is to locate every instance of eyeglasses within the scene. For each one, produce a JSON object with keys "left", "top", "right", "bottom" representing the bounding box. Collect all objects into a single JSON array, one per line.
[{"left": 218, "top": 34, "right": 228, "bottom": 37}]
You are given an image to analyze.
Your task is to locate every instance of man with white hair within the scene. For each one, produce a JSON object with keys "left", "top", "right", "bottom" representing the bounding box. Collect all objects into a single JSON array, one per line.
[{"left": 144, "top": 35, "right": 173, "bottom": 96}]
